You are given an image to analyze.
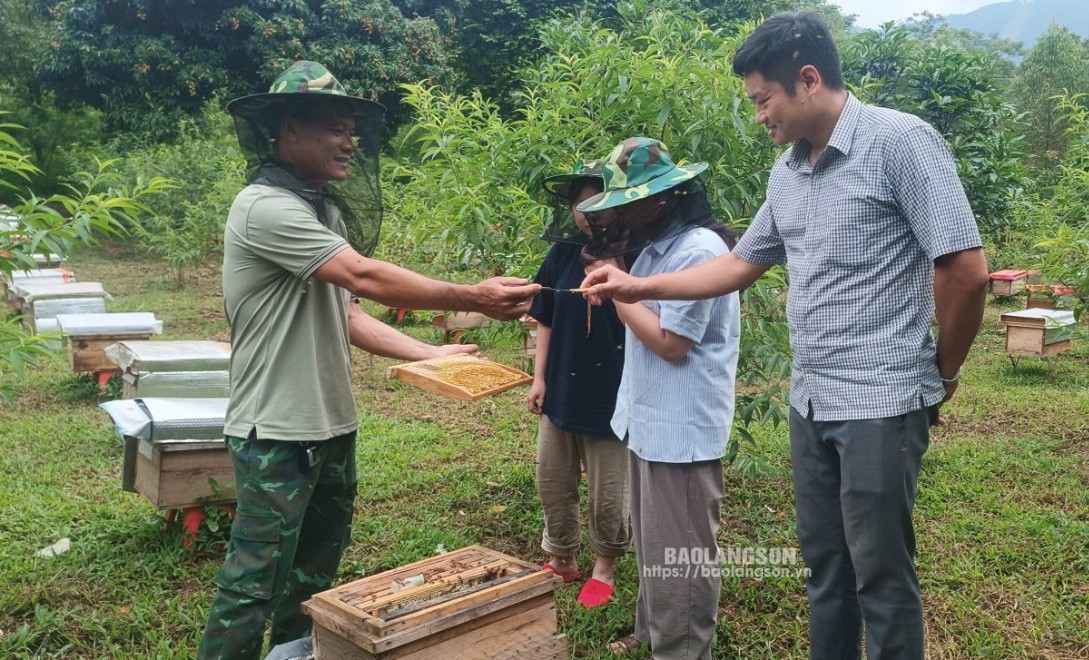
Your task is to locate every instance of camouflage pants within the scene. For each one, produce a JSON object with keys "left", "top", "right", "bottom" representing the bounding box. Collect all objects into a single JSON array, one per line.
[{"left": 196, "top": 432, "right": 357, "bottom": 660}]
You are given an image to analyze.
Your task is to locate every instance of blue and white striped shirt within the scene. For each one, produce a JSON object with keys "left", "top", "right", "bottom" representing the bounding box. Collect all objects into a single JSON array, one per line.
[
  {"left": 612, "top": 227, "right": 740, "bottom": 463},
  {"left": 734, "top": 94, "right": 982, "bottom": 421}
]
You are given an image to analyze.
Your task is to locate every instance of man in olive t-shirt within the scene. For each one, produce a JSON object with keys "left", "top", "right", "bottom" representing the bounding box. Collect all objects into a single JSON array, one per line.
[
  {"left": 221, "top": 181, "right": 360, "bottom": 442},
  {"left": 197, "top": 61, "right": 539, "bottom": 660}
]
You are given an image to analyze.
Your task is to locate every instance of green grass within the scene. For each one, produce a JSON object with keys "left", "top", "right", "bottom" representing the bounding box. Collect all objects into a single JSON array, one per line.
[{"left": 1, "top": 244, "right": 1087, "bottom": 658}]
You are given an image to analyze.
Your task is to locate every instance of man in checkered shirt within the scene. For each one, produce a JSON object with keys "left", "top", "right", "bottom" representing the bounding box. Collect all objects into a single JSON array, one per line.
[{"left": 582, "top": 11, "right": 989, "bottom": 660}]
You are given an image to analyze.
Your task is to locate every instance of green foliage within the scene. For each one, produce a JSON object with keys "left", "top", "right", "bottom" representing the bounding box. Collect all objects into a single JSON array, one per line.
[
  {"left": 0, "top": 116, "right": 39, "bottom": 190},
  {"left": 842, "top": 24, "right": 1030, "bottom": 245},
  {"left": 0, "top": 94, "right": 103, "bottom": 200},
  {"left": 441, "top": 0, "right": 594, "bottom": 110},
  {"left": 391, "top": 0, "right": 850, "bottom": 113},
  {"left": 387, "top": 2, "right": 790, "bottom": 460},
  {"left": 730, "top": 267, "right": 791, "bottom": 477},
  {"left": 697, "top": 0, "right": 850, "bottom": 33},
  {"left": 4, "top": 258, "right": 1089, "bottom": 657},
  {"left": 0, "top": 317, "right": 54, "bottom": 399},
  {"left": 1029, "top": 95, "right": 1089, "bottom": 319},
  {"left": 0, "top": 0, "right": 104, "bottom": 197},
  {"left": 392, "top": 3, "right": 778, "bottom": 276},
  {"left": 0, "top": 119, "right": 168, "bottom": 400},
  {"left": 38, "top": 0, "right": 455, "bottom": 139},
  {"left": 385, "top": 86, "right": 547, "bottom": 277},
  {"left": 110, "top": 107, "right": 241, "bottom": 285},
  {"left": 1009, "top": 24, "right": 1089, "bottom": 174}
]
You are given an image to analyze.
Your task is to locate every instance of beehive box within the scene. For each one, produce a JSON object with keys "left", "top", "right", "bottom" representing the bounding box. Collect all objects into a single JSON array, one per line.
[
  {"left": 10, "top": 280, "right": 108, "bottom": 315},
  {"left": 988, "top": 269, "right": 1028, "bottom": 296},
  {"left": 58, "top": 313, "right": 163, "bottom": 373},
  {"left": 522, "top": 316, "right": 539, "bottom": 359},
  {"left": 69, "top": 334, "right": 155, "bottom": 372},
  {"left": 387, "top": 354, "right": 531, "bottom": 401},
  {"left": 302, "top": 545, "right": 567, "bottom": 659},
  {"left": 1000, "top": 309, "right": 1075, "bottom": 357},
  {"left": 430, "top": 311, "right": 492, "bottom": 343},
  {"left": 100, "top": 398, "right": 233, "bottom": 509},
  {"left": 0, "top": 268, "right": 75, "bottom": 301},
  {"left": 124, "top": 437, "right": 235, "bottom": 509},
  {"left": 1026, "top": 284, "right": 1076, "bottom": 310},
  {"left": 105, "top": 340, "right": 232, "bottom": 398}
]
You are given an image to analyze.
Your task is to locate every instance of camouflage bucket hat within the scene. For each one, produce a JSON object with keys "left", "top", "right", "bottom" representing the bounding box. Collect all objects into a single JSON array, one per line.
[
  {"left": 226, "top": 61, "right": 387, "bottom": 258},
  {"left": 542, "top": 158, "right": 607, "bottom": 200},
  {"left": 226, "top": 60, "right": 384, "bottom": 120},
  {"left": 576, "top": 137, "right": 707, "bottom": 213}
]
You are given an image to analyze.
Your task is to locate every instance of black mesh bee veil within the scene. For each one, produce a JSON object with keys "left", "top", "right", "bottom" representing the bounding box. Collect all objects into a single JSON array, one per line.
[
  {"left": 580, "top": 179, "right": 737, "bottom": 263},
  {"left": 539, "top": 160, "right": 607, "bottom": 245},
  {"left": 232, "top": 100, "right": 385, "bottom": 257}
]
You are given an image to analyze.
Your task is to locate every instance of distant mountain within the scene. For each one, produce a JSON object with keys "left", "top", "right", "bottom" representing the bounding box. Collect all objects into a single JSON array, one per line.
[{"left": 943, "top": 0, "right": 1089, "bottom": 48}]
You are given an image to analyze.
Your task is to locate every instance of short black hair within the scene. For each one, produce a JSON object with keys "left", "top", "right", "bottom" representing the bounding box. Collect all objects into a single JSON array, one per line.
[{"left": 731, "top": 12, "right": 844, "bottom": 95}]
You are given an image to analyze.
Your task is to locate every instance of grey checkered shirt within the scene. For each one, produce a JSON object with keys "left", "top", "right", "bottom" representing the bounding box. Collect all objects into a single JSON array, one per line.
[{"left": 734, "top": 94, "right": 982, "bottom": 421}]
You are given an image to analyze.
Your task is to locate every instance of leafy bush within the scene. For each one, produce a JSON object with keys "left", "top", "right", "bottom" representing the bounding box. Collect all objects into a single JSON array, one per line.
[
  {"left": 389, "top": 2, "right": 777, "bottom": 276},
  {"left": 111, "top": 105, "right": 243, "bottom": 286},
  {"left": 384, "top": 1, "right": 790, "bottom": 464},
  {"left": 1009, "top": 24, "right": 1089, "bottom": 176},
  {"left": 0, "top": 0, "right": 102, "bottom": 198},
  {"left": 38, "top": 0, "right": 455, "bottom": 139},
  {"left": 842, "top": 24, "right": 1031, "bottom": 247},
  {"left": 0, "top": 118, "right": 168, "bottom": 400},
  {"left": 1028, "top": 94, "right": 1089, "bottom": 319}
]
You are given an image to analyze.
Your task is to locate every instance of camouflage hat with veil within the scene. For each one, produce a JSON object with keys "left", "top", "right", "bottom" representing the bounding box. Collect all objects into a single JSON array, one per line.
[
  {"left": 539, "top": 158, "right": 606, "bottom": 244},
  {"left": 575, "top": 137, "right": 735, "bottom": 261},
  {"left": 226, "top": 60, "right": 385, "bottom": 256}
]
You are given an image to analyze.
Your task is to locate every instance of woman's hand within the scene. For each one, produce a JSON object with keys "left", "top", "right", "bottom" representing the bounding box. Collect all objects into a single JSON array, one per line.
[{"left": 526, "top": 379, "right": 546, "bottom": 414}]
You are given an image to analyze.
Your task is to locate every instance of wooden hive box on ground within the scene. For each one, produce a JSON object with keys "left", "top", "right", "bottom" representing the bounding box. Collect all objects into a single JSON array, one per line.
[
  {"left": 1026, "top": 284, "right": 1076, "bottom": 310},
  {"left": 125, "top": 437, "right": 235, "bottom": 509},
  {"left": 104, "top": 340, "right": 231, "bottom": 398},
  {"left": 388, "top": 354, "right": 531, "bottom": 401},
  {"left": 101, "top": 398, "right": 234, "bottom": 509},
  {"left": 58, "top": 313, "right": 163, "bottom": 373},
  {"left": 302, "top": 545, "right": 567, "bottom": 659},
  {"left": 988, "top": 269, "right": 1028, "bottom": 296},
  {"left": 10, "top": 280, "right": 108, "bottom": 316},
  {"left": 1000, "top": 308, "right": 1075, "bottom": 357},
  {"left": 522, "top": 316, "right": 539, "bottom": 359}
]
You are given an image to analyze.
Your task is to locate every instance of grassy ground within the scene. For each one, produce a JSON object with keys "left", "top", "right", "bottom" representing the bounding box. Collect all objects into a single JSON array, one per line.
[{"left": 1, "top": 244, "right": 1087, "bottom": 659}]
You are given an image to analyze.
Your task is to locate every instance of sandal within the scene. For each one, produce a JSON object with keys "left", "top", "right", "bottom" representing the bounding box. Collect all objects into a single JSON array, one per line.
[
  {"left": 576, "top": 578, "right": 614, "bottom": 608},
  {"left": 607, "top": 634, "right": 644, "bottom": 655},
  {"left": 542, "top": 562, "right": 581, "bottom": 583}
]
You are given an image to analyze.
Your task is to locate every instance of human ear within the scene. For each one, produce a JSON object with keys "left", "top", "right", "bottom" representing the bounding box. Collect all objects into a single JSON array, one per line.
[{"left": 799, "top": 65, "right": 821, "bottom": 95}]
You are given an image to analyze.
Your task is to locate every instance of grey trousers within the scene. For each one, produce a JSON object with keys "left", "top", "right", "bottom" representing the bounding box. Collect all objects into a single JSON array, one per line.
[
  {"left": 630, "top": 453, "right": 724, "bottom": 660},
  {"left": 790, "top": 405, "right": 935, "bottom": 660},
  {"left": 535, "top": 415, "right": 632, "bottom": 558}
]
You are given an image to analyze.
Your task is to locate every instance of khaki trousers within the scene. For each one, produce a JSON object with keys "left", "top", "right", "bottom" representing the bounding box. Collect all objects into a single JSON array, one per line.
[
  {"left": 535, "top": 415, "right": 631, "bottom": 558},
  {"left": 631, "top": 454, "right": 724, "bottom": 660}
]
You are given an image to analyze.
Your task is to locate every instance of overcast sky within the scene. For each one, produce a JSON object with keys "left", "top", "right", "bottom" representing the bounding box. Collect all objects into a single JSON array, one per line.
[{"left": 830, "top": 0, "right": 1000, "bottom": 28}]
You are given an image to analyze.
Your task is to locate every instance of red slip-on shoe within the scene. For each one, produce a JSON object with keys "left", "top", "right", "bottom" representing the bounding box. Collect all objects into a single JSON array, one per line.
[
  {"left": 542, "top": 562, "right": 581, "bottom": 583},
  {"left": 576, "top": 578, "right": 614, "bottom": 608}
]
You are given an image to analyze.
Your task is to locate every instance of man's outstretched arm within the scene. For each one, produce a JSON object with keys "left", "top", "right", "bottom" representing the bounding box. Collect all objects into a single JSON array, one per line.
[{"left": 581, "top": 251, "right": 769, "bottom": 304}]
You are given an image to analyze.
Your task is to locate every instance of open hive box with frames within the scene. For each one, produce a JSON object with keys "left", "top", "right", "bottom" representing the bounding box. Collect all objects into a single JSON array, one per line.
[
  {"left": 302, "top": 545, "right": 568, "bottom": 659},
  {"left": 387, "top": 354, "right": 532, "bottom": 401}
]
